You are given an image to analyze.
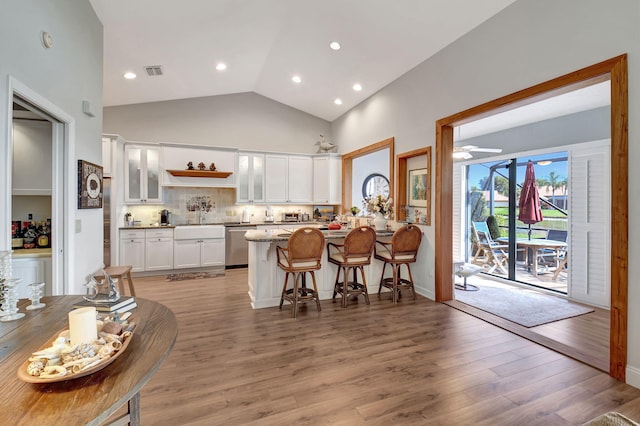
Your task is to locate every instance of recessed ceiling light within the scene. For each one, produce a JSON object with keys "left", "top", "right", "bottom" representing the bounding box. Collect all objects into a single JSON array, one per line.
[
  {"left": 334, "top": 98, "right": 343, "bottom": 105},
  {"left": 292, "top": 75, "right": 302, "bottom": 84},
  {"left": 123, "top": 72, "right": 136, "bottom": 80},
  {"left": 216, "top": 63, "right": 227, "bottom": 71},
  {"left": 329, "top": 41, "right": 341, "bottom": 50},
  {"left": 353, "top": 83, "right": 362, "bottom": 92}
]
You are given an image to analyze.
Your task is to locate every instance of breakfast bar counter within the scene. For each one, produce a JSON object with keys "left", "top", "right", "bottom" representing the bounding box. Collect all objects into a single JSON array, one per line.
[{"left": 245, "top": 228, "right": 394, "bottom": 309}]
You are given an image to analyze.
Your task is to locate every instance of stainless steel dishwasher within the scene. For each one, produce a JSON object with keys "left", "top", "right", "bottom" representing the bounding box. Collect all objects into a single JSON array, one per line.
[{"left": 225, "top": 224, "right": 257, "bottom": 268}]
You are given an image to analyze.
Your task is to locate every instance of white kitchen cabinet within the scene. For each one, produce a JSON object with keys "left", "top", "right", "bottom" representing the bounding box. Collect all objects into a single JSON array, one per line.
[
  {"left": 173, "top": 225, "right": 225, "bottom": 269},
  {"left": 265, "top": 154, "right": 312, "bottom": 204},
  {"left": 201, "top": 239, "right": 225, "bottom": 267},
  {"left": 11, "top": 257, "right": 52, "bottom": 299},
  {"left": 174, "top": 239, "right": 224, "bottom": 268},
  {"left": 119, "top": 229, "right": 145, "bottom": 272},
  {"left": 237, "top": 152, "right": 265, "bottom": 203},
  {"left": 173, "top": 240, "right": 202, "bottom": 269},
  {"left": 313, "top": 155, "right": 342, "bottom": 204},
  {"left": 102, "top": 136, "right": 113, "bottom": 177},
  {"left": 124, "top": 144, "right": 162, "bottom": 204},
  {"left": 145, "top": 228, "right": 174, "bottom": 271}
]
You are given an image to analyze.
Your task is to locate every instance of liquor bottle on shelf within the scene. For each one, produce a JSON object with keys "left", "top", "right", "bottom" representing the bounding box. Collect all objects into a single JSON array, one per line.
[
  {"left": 37, "top": 221, "right": 50, "bottom": 248},
  {"left": 22, "top": 221, "right": 37, "bottom": 249}
]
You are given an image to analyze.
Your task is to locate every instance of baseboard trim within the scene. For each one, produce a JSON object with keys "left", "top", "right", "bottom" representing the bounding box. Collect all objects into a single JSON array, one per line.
[{"left": 626, "top": 365, "right": 640, "bottom": 389}]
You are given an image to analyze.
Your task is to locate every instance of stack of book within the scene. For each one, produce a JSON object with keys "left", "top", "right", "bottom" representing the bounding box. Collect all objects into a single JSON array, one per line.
[{"left": 73, "top": 296, "right": 137, "bottom": 314}]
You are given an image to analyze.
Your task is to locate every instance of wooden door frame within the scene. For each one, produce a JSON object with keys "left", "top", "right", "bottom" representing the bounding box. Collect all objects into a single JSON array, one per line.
[
  {"left": 341, "top": 137, "right": 394, "bottom": 214},
  {"left": 396, "top": 147, "right": 432, "bottom": 224},
  {"left": 435, "top": 55, "right": 628, "bottom": 381}
]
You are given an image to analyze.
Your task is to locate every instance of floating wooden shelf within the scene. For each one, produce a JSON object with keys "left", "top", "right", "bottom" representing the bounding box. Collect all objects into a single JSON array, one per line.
[{"left": 166, "top": 169, "right": 233, "bottom": 178}]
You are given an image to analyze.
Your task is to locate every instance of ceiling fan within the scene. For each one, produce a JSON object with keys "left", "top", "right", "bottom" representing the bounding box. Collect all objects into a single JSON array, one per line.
[{"left": 453, "top": 144, "right": 503, "bottom": 160}]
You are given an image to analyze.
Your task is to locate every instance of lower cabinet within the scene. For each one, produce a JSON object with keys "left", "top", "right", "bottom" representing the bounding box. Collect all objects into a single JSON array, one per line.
[
  {"left": 119, "top": 229, "right": 145, "bottom": 272},
  {"left": 174, "top": 238, "right": 225, "bottom": 269},
  {"left": 145, "top": 230, "right": 174, "bottom": 271},
  {"left": 119, "top": 228, "right": 174, "bottom": 272},
  {"left": 11, "top": 256, "right": 52, "bottom": 299}
]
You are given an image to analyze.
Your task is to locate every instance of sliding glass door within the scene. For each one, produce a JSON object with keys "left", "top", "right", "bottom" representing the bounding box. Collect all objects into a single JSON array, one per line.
[{"left": 464, "top": 151, "right": 569, "bottom": 293}]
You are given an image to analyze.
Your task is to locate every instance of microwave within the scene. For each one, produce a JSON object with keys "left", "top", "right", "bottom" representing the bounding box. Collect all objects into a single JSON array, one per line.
[{"left": 282, "top": 213, "right": 300, "bottom": 222}]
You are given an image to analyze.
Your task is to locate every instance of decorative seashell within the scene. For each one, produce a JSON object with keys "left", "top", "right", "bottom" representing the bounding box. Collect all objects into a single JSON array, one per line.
[
  {"left": 61, "top": 343, "right": 96, "bottom": 363},
  {"left": 98, "top": 344, "right": 115, "bottom": 357},
  {"left": 27, "top": 360, "right": 46, "bottom": 376},
  {"left": 99, "top": 331, "right": 123, "bottom": 344},
  {"left": 101, "top": 321, "right": 123, "bottom": 335},
  {"left": 39, "top": 365, "right": 67, "bottom": 379},
  {"left": 79, "top": 356, "right": 108, "bottom": 372}
]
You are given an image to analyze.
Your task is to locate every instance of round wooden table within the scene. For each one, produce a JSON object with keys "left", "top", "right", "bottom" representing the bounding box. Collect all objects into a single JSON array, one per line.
[{"left": 0, "top": 296, "right": 177, "bottom": 425}]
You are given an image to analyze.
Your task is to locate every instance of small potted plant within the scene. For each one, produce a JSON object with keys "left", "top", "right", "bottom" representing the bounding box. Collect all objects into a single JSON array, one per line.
[{"left": 350, "top": 206, "right": 360, "bottom": 216}]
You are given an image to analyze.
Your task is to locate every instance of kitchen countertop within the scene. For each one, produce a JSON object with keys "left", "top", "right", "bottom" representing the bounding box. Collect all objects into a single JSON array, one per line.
[
  {"left": 244, "top": 228, "right": 393, "bottom": 242},
  {"left": 120, "top": 221, "right": 330, "bottom": 229},
  {"left": 11, "top": 248, "right": 52, "bottom": 258},
  {"left": 119, "top": 225, "right": 177, "bottom": 230}
]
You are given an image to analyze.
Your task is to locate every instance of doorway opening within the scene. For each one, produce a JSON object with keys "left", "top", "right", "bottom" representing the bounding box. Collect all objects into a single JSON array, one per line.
[
  {"left": 6, "top": 78, "right": 74, "bottom": 296},
  {"left": 463, "top": 151, "right": 570, "bottom": 294},
  {"left": 435, "top": 55, "right": 627, "bottom": 380}
]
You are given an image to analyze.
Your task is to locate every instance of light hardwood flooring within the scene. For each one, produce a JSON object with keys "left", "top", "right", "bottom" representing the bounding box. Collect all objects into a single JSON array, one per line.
[
  {"left": 450, "top": 274, "right": 610, "bottom": 372},
  {"left": 116, "top": 269, "right": 638, "bottom": 425}
]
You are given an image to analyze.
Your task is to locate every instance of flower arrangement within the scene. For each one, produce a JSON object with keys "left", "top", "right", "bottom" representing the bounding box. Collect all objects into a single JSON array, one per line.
[{"left": 363, "top": 195, "right": 394, "bottom": 218}]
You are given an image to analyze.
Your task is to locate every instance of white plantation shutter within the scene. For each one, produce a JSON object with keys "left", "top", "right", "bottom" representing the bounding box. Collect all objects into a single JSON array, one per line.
[
  {"left": 452, "top": 164, "right": 464, "bottom": 262},
  {"left": 568, "top": 140, "right": 610, "bottom": 307}
]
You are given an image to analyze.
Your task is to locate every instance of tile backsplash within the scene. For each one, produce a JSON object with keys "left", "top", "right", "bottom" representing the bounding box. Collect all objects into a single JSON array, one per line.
[{"left": 125, "top": 187, "right": 315, "bottom": 226}]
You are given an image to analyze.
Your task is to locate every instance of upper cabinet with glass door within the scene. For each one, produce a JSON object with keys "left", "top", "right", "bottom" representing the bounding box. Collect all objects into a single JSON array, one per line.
[
  {"left": 124, "top": 144, "right": 162, "bottom": 204},
  {"left": 237, "top": 152, "right": 265, "bottom": 203}
]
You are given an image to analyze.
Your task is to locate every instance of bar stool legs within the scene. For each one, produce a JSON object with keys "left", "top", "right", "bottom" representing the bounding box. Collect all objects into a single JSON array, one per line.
[
  {"left": 333, "top": 265, "right": 370, "bottom": 308},
  {"left": 378, "top": 262, "right": 417, "bottom": 304},
  {"left": 279, "top": 270, "right": 321, "bottom": 318}
]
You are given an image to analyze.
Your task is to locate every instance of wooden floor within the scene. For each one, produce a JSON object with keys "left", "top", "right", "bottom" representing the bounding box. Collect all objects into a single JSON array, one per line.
[
  {"left": 116, "top": 269, "right": 639, "bottom": 425},
  {"left": 451, "top": 275, "right": 610, "bottom": 372}
]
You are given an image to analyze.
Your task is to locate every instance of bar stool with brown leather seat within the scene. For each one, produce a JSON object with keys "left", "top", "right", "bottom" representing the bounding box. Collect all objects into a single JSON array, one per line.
[
  {"left": 374, "top": 224, "right": 422, "bottom": 304},
  {"left": 327, "top": 226, "right": 377, "bottom": 308},
  {"left": 276, "top": 227, "right": 325, "bottom": 318}
]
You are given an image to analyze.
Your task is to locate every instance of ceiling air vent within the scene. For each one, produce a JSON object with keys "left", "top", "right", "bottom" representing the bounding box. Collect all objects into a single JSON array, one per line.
[{"left": 143, "top": 65, "right": 163, "bottom": 76}]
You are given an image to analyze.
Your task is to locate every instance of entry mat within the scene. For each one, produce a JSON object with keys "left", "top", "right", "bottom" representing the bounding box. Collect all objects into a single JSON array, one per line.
[
  {"left": 166, "top": 271, "right": 224, "bottom": 282},
  {"left": 455, "top": 281, "right": 594, "bottom": 327}
]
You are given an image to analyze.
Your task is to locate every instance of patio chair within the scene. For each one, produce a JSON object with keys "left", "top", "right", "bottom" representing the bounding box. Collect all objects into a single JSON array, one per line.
[
  {"left": 539, "top": 229, "right": 568, "bottom": 268},
  {"left": 473, "top": 227, "right": 508, "bottom": 274}
]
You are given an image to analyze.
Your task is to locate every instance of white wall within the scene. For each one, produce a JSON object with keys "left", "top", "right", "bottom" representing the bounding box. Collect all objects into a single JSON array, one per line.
[
  {"left": 0, "top": 0, "right": 104, "bottom": 294},
  {"left": 103, "top": 92, "right": 332, "bottom": 154},
  {"left": 331, "top": 0, "right": 640, "bottom": 386},
  {"left": 351, "top": 148, "right": 389, "bottom": 210}
]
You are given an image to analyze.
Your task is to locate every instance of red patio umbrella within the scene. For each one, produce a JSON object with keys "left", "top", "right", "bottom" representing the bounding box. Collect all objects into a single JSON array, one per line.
[{"left": 518, "top": 160, "right": 543, "bottom": 240}]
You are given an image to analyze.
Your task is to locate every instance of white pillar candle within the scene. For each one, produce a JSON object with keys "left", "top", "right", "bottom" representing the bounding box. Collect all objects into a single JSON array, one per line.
[{"left": 68, "top": 307, "right": 98, "bottom": 345}]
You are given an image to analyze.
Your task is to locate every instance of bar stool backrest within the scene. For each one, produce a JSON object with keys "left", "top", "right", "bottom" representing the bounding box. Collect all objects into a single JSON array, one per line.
[
  {"left": 343, "top": 226, "right": 376, "bottom": 262},
  {"left": 287, "top": 227, "right": 325, "bottom": 270},
  {"left": 391, "top": 224, "right": 422, "bottom": 260}
]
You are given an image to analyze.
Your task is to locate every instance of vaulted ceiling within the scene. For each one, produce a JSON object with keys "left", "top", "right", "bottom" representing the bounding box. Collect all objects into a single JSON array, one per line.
[{"left": 90, "top": 0, "right": 517, "bottom": 122}]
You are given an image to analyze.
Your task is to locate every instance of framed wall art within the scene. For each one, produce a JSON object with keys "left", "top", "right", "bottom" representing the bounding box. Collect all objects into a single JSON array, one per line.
[
  {"left": 77, "top": 159, "right": 103, "bottom": 209},
  {"left": 408, "top": 168, "right": 428, "bottom": 207}
]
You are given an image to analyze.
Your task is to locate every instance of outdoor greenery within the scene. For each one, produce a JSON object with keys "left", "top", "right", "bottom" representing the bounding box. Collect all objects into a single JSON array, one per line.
[{"left": 486, "top": 215, "right": 501, "bottom": 239}]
